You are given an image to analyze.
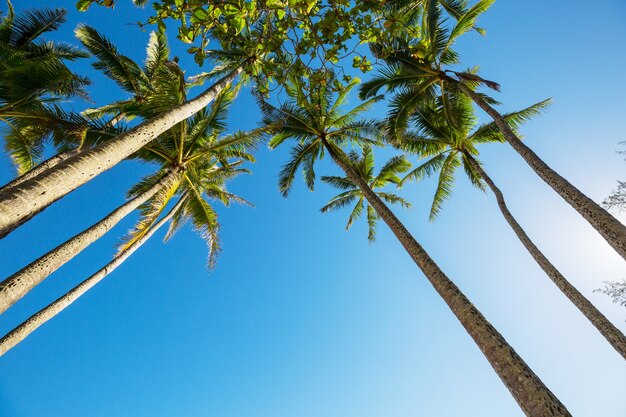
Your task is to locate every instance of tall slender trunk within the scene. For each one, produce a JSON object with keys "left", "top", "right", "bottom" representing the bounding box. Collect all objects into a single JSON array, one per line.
[
  {"left": 0, "top": 64, "right": 246, "bottom": 238},
  {"left": 0, "top": 149, "right": 82, "bottom": 239},
  {"left": 0, "top": 196, "right": 185, "bottom": 357},
  {"left": 0, "top": 149, "right": 80, "bottom": 194},
  {"left": 322, "top": 139, "right": 571, "bottom": 417},
  {"left": 466, "top": 156, "right": 626, "bottom": 359},
  {"left": 453, "top": 80, "right": 626, "bottom": 262},
  {"left": 0, "top": 111, "right": 125, "bottom": 240},
  {"left": 0, "top": 169, "right": 180, "bottom": 315}
]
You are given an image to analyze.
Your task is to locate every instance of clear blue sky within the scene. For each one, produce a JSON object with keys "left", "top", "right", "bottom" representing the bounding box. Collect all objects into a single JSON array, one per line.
[{"left": 1, "top": 1, "right": 625, "bottom": 416}]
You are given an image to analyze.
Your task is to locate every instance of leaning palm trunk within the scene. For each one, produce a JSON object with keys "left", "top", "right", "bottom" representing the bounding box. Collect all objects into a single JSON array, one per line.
[
  {"left": 454, "top": 81, "right": 626, "bottom": 262},
  {"left": 322, "top": 139, "right": 571, "bottom": 417},
  {"left": 0, "top": 149, "right": 80, "bottom": 193},
  {"left": 0, "top": 113, "right": 125, "bottom": 236},
  {"left": 0, "top": 64, "right": 246, "bottom": 237},
  {"left": 0, "top": 196, "right": 185, "bottom": 356},
  {"left": 0, "top": 169, "right": 180, "bottom": 315},
  {"left": 467, "top": 156, "right": 626, "bottom": 360},
  {"left": 0, "top": 149, "right": 82, "bottom": 239}
]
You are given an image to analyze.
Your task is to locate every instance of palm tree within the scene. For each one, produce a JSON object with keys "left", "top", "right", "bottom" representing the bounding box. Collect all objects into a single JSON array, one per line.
[
  {"left": 0, "top": 27, "right": 257, "bottom": 314},
  {"left": 0, "top": 129, "right": 253, "bottom": 354},
  {"left": 0, "top": 26, "right": 189, "bottom": 312},
  {"left": 396, "top": 93, "right": 626, "bottom": 359},
  {"left": 0, "top": 3, "right": 90, "bottom": 187},
  {"left": 0, "top": 90, "right": 257, "bottom": 352},
  {"left": 0, "top": 28, "right": 254, "bottom": 237},
  {"left": 320, "top": 146, "right": 412, "bottom": 242},
  {"left": 360, "top": 1, "right": 626, "bottom": 262},
  {"left": 0, "top": 82, "right": 256, "bottom": 320},
  {"left": 261, "top": 76, "right": 571, "bottom": 416}
]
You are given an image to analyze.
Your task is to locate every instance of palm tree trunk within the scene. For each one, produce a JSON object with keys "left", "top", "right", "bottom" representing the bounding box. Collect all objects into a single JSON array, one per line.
[
  {"left": 0, "top": 149, "right": 83, "bottom": 239},
  {"left": 0, "top": 63, "right": 246, "bottom": 238},
  {"left": 322, "top": 139, "right": 571, "bottom": 417},
  {"left": 0, "top": 168, "right": 180, "bottom": 315},
  {"left": 0, "top": 196, "right": 185, "bottom": 357},
  {"left": 466, "top": 156, "right": 626, "bottom": 360},
  {"left": 454, "top": 80, "right": 626, "bottom": 262},
  {"left": 0, "top": 112, "right": 125, "bottom": 240},
  {"left": 0, "top": 149, "right": 80, "bottom": 193}
]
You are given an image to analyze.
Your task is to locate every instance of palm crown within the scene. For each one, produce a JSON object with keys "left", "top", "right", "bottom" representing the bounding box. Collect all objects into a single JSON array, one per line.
[
  {"left": 0, "top": 3, "right": 89, "bottom": 111},
  {"left": 76, "top": 25, "right": 189, "bottom": 123},
  {"left": 121, "top": 85, "right": 259, "bottom": 268},
  {"left": 359, "top": 0, "right": 497, "bottom": 134},
  {"left": 260, "top": 76, "right": 382, "bottom": 196},
  {"left": 398, "top": 92, "right": 550, "bottom": 219},
  {"left": 0, "top": 3, "right": 92, "bottom": 173},
  {"left": 321, "top": 146, "right": 411, "bottom": 242}
]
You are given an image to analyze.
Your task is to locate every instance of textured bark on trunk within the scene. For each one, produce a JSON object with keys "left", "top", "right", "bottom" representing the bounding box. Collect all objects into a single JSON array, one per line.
[
  {"left": 467, "top": 156, "right": 626, "bottom": 360},
  {"left": 0, "top": 149, "right": 80, "bottom": 193},
  {"left": 0, "top": 169, "right": 180, "bottom": 315},
  {"left": 322, "top": 139, "right": 571, "bottom": 417},
  {"left": 0, "top": 149, "right": 82, "bottom": 239},
  {"left": 0, "top": 64, "right": 245, "bottom": 237},
  {"left": 454, "top": 80, "right": 626, "bottom": 262},
  {"left": 0, "top": 197, "right": 185, "bottom": 357}
]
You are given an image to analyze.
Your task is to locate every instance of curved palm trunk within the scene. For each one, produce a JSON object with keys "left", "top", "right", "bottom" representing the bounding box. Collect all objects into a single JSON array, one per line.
[
  {"left": 0, "top": 196, "right": 185, "bottom": 356},
  {"left": 454, "top": 81, "right": 626, "bottom": 262},
  {"left": 0, "top": 169, "right": 180, "bottom": 315},
  {"left": 467, "top": 157, "right": 626, "bottom": 359},
  {"left": 0, "top": 64, "right": 246, "bottom": 238},
  {"left": 0, "top": 149, "right": 80, "bottom": 193},
  {"left": 322, "top": 139, "right": 571, "bottom": 417}
]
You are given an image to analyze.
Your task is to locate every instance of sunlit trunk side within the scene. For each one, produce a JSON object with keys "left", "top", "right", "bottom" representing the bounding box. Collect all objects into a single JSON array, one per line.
[
  {"left": 454, "top": 80, "right": 626, "bottom": 262},
  {"left": 0, "top": 64, "right": 245, "bottom": 237},
  {"left": 0, "top": 112, "right": 124, "bottom": 227},
  {"left": 0, "top": 196, "right": 185, "bottom": 356},
  {"left": 0, "top": 149, "right": 82, "bottom": 239},
  {"left": 467, "top": 156, "right": 626, "bottom": 360},
  {"left": 0, "top": 149, "right": 80, "bottom": 193},
  {"left": 322, "top": 138, "right": 572, "bottom": 417},
  {"left": 0, "top": 169, "right": 180, "bottom": 315}
]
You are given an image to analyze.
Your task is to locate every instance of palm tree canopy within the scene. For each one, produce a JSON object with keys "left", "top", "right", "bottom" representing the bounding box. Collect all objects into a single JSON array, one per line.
[
  {"left": 359, "top": 0, "right": 499, "bottom": 135},
  {"left": 260, "top": 75, "right": 383, "bottom": 196},
  {"left": 397, "top": 92, "right": 550, "bottom": 220},
  {"left": 0, "top": 3, "right": 89, "bottom": 110},
  {"left": 76, "top": 25, "right": 190, "bottom": 123},
  {"left": 321, "top": 146, "right": 411, "bottom": 242},
  {"left": 0, "top": 3, "right": 93, "bottom": 173},
  {"left": 119, "top": 86, "right": 261, "bottom": 268}
]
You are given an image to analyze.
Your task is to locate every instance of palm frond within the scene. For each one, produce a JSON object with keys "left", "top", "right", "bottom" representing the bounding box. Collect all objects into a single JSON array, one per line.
[
  {"left": 366, "top": 205, "right": 379, "bottom": 243},
  {"left": 429, "top": 151, "right": 460, "bottom": 220},
  {"left": 401, "top": 152, "right": 448, "bottom": 185}
]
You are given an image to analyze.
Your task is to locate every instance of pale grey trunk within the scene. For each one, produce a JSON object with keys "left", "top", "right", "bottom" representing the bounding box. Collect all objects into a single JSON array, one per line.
[
  {"left": 0, "top": 169, "right": 180, "bottom": 315},
  {"left": 323, "top": 139, "right": 571, "bottom": 417},
  {"left": 0, "top": 64, "right": 244, "bottom": 237},
  {"left": 0, "top": 196, "right": 185, "bottom": 356},
  {"left": 454, "top": 80, "right": 626, "bottom": 262},
  {"left": 0, "top": 149, "right": 82, "bottom": 239},
  {"left": 0, "top": 149, "right": 80, "bottom": 193},
  {"left": 467, "top": 156, "right": 626, "bottom": 360}
]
